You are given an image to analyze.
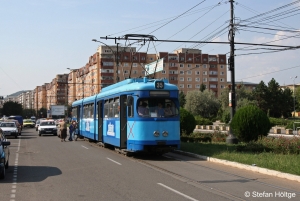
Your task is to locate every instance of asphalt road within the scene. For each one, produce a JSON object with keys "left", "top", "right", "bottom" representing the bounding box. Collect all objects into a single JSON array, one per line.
[{"left": 1, "top": 128, "right": 300, "bottom": 201}]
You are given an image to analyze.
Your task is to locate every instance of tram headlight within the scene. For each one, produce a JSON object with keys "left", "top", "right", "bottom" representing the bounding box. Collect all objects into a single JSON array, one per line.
[
  {"left": 162, "top": 131, "right": 168, "bottom": 137},
  {"left": 153, "top": 131, "right": 160, "bottom": 137}
]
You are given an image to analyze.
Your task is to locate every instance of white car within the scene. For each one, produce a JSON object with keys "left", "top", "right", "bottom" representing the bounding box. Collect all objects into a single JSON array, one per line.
[
  {"left": 0, "top": 122, "right": 19, "bottom": 138},
  {"left": 38, "top": 120, "right": 57, "bottom": 136}
]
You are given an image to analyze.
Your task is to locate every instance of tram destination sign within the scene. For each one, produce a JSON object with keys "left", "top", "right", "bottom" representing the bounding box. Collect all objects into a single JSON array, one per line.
[{"left": 144, "top": 58, "right": 164, "bottom": 75}]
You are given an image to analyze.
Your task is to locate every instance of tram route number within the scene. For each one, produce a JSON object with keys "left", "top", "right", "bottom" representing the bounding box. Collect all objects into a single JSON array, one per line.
[{"left": 155, "top": 81, "right": 164, "bottom": 89}]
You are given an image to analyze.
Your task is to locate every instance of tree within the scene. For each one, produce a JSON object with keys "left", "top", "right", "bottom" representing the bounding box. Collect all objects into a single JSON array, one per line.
[
  {"left": 294, "top": 86, "right": 300, "bottom": 111},
  {"left": 22, "top": 109, "right": 36, "bottom": 119},
  {"left": 179, "top": 91, "right": 186, "bottom": 108},
  {"left": 231, "top": 105, "right": 271, "bottom": 142},
  {"left": 184, "top": 90, "right": 220, "bottom": 118},
  {"left": 38, "top": 108, "right": 47, "bottom": 118},
  {"left": 199, "top": 83, "right": 206, "bottom": 92},
  {"left": 279, "top": 87, "right": 293, "bottom": 118},
  {"left": 2, "top": 101, "right": 23, "bottom": 116},
  {"left": 252, "top": 81, "right": 269, "bottom": 114},
  {"left": 180, "top": 108, "right": 196, "bottom": 136}
]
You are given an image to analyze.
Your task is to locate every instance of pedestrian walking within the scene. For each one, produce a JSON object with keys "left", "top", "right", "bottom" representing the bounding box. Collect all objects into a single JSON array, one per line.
[
  {"left": 59, "top": 118, "right": 67, "bottom": 142},
  {"left": 68, "top": 121, "right": 75, "bottom": 141}
]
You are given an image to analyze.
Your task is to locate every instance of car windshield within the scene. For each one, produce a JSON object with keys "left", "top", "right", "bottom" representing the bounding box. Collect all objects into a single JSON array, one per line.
[
  {"left": 40, "top": 122, "right": 55, "bottom": 126},
  {"left": 0, "top": 123, "right": 15, "bottom": 127}
]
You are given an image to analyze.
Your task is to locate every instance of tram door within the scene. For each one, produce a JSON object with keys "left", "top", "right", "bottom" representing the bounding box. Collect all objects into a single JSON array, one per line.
[
  {"left": 97, "top": 100, "right": 103, "bottom": 142},
  {"left": 77, "top": 106, "right": 81, "bottom": 135},
  {"left": 120, "top": 95, "right": 127, "bottom": 148}
]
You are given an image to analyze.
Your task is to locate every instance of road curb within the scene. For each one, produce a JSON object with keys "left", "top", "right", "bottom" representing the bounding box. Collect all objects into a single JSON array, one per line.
[{"left": 172, "top": 150, "right": 300, "bottom": 183}]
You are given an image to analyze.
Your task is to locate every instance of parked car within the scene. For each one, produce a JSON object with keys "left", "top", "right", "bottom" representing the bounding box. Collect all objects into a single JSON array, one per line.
[
  {"left": 38, "top": 120, "right": 57, "bottom": 136},
  {"left": 2, "top": 120, "right": 21, "bottom": 135},
  {"left": 0, "top": 128, "right": 10, "bottom": 179},
  {"left": 8, "top": 115, "right": 23, "bottom": 130},
  {"left": 23, "top": 119, "right": 35, "bottom": 128},
  {"left": 35, "top": 118, "right": 46, "bottom": 131},
  {"left": 0, "top": 122, "right": 19, "bottom": 138}
]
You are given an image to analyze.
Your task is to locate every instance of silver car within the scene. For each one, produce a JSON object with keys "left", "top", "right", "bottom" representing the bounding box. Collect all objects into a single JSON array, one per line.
[{"left": 0, "top": 122, "right": 18, "bottom": 138}]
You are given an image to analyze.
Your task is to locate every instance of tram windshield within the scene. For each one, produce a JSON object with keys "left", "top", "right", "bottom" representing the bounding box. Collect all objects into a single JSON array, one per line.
[{"left": 137, "top": 98, "right": 178, "bottom": 117}]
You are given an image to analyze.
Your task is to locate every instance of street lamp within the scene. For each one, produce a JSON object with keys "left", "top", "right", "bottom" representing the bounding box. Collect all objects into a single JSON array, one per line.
[
  {"left": 92, "top": 39, "right": 120, "bottom": 82},
  {"left": 291, "top": 76, "right": 298, "bottom": 117}
]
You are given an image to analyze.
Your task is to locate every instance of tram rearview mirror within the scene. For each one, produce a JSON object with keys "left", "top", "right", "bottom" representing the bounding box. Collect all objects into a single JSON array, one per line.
[{"left": 126, "top": 96, "right": 133, "bottom": 106}]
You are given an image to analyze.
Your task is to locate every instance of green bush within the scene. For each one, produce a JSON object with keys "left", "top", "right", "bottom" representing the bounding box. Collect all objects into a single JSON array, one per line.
[
  {"left": 231, "top": 105, "right": 271, "bottom": 142},
  {"left": 194, "top": 116, "right": 213, "bottom": 125},
  {"left": 180, "top": 108, "right": 196, "bottom": 136},
  {"left": 237, "top": 137, "right": 300, "bottom": 154}
]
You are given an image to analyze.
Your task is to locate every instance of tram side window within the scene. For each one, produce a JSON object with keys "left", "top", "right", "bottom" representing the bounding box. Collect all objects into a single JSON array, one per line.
[
  {"left": 104, "top": 100, "right": 109, "bottom": 118},
  {"left": 88, "top": 104, "right": 94, "bottom": 118},
  {"left": 113, "top": 98, "right": 120, "bottom": 117},
  {"left": 72, "top": 107, "right": 77, "bottom": 119}
]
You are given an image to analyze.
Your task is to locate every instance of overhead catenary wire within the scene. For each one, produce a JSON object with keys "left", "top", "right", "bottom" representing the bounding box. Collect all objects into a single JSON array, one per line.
[{"left": 148, "top": 0, "right": 207, "bottom": 35}]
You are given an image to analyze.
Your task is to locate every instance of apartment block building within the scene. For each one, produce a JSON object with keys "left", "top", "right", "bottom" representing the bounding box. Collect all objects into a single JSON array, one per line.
[{"left": 3, "top": 46, "right": 228, "bottom": 113}]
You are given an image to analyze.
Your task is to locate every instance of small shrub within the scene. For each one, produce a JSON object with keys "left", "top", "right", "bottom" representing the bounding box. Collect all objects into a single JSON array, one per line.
[
  {"left": 194, "top": 116, "right": 213, "bottom": 125},
  {"left": 231, "top": 105, "right": 271, "bottom": 142},
  {"left": 180, "top": 108, "right": 196, "bottom": 136}
]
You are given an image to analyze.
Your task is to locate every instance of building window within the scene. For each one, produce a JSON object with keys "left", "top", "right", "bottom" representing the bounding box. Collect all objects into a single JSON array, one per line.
[
  {"left": 141, "top": 56, "right": 146, "bottom": 60},
  {"left": 203, "top": 78, "right": 207, "bottom": 82},
  {"left": 187, "top": 77, "right": 192, "bottom": 81},
  {"left": 179, "top": 77, "right": 184, "bottom": 81},
  {"left": 209, "top": 57, "right": 217, "bottom": 61},
  {"left": 203, "top": 58, "right": 207, "bottom": 62},
  {"left": 195, "top": 71, "right": 200, "bottom": 75},
  {"left": 203, "top": 64, "right": 207, "bottom": 68},
  {"left": 179, "top": 84, "right": 184, "bottom": 88},
  {"left": 179, "top": 71, "right": 184, "bottom": 75},
  {"left": 132, "top": 63, "right": 137, "bottom": 67},
  {"left": 203, "top": 71, "right": 207, "bottom": 75},
  {"left": 220, "top": 78, "right": 224, "bottom": 82},
  {"left": 124, "top": 56, "right": 128, "bottom": 60},
  {"left": 220, "top": 71, "right": 225, "bottom": 75},
  {"left": 169, "top": 63, "right": 176, "bottom": 67},
  {"left": 187, "top": 71, "right": 192, "bottom": 75},
  {"left": 209, "top": 71, "right": 218, "bottom": 75},
  {"left": 180, "top": 64, "right": 184, "bottom": 68},
  {"left": 220, "top": 85, "right": 224, "bottom": 89},
  {"left": 210, "top": 84, "right": 217, "bottom": 88},
  {"left": 195, "top": 84, "right": 200, "bottom": 88},
  {"left": 195, "top": 64, "right": 200, "bottom": 68},
  {"left": 209, "top": 78, "right": 218, "bottom": 81},
  {"left": 133, "top": 56, "right": 137, "bottom": 60},
  {"left": 123, "top": 63, "right": 128, "bottom": 67},
  {"left": 180, "top": 57, "right": 184, "bottom": 61},
  {"left": 220, "top": 65, "right": 224, "bottom": 69},
  {"left": 187, "top": 64, "right": 192, "bottom": 68},
  {"left": 195, "top": 78, "right": 200, "bottom": 82},
  {"left": 162, "top": 70, "right": 166, "bottom": 74},
  {"left": 133, "top": 70, "right": 137, "bottom": 74},
  {"left": 187, "top": 84, "right": 192, "bottom": 88}
]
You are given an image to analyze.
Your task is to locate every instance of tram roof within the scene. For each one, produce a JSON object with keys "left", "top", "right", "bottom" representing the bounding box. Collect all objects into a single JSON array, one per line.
[{"left": 72, "top": 78, "right": 178, "bottom": 106}]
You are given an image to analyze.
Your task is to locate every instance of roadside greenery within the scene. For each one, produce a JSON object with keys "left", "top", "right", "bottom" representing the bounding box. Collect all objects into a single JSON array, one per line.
[{"left": 179, "top": 135, "right": 300, "bottom": 175}]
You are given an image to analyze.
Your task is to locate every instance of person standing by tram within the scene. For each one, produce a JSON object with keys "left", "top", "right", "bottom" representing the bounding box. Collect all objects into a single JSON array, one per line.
[{"left": 59, "top": 118, "right": 67, "bottom": 142}]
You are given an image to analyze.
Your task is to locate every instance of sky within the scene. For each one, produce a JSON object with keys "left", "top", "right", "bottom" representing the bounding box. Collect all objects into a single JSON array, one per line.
[{"left": 1, "top": 0, "right": 300, "bottom": 97}]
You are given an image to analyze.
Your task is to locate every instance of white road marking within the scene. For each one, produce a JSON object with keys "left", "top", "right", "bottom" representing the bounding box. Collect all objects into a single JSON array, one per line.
[
  {"left": 81, "top": 145, "right": 89, "bottom": 149},
  {"left": 106, "top": 157, "right": 122, "bottom": 165},
  {"left": 157, "top": 183, "right": 198, "bottom": 201},
  {"left": 10, "top": 138, "right": 21, "bottom": 201}
]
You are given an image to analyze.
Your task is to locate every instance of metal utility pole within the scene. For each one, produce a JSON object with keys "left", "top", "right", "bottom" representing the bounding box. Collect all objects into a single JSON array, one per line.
[
  {"left": 116, "top": 43, "right": 120, "bottom": 82},
  {"left": 291, "top": 76, "right": 298, "bottom": 117},
  {"left": 226, "top": 0, "right": 238, "bottom": 144}
]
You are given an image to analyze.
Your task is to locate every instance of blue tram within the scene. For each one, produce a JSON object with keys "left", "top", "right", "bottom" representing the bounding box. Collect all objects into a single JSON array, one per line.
[{"left": 71, "top": 78, "right": 180, "bottom": 154}]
